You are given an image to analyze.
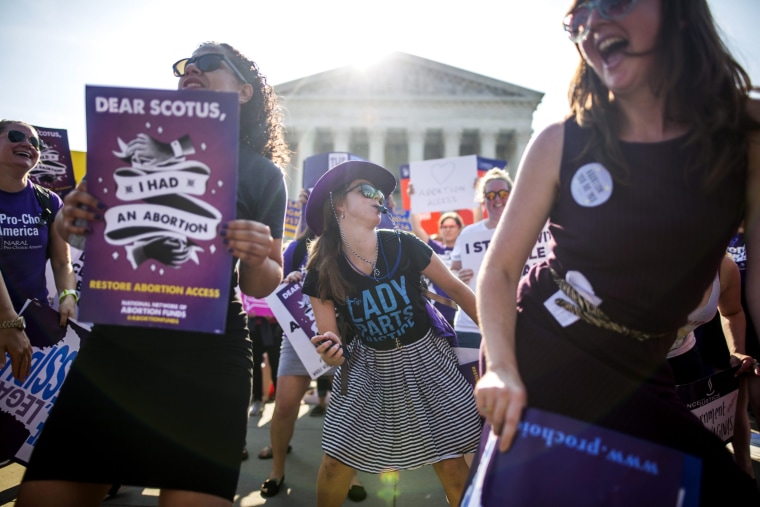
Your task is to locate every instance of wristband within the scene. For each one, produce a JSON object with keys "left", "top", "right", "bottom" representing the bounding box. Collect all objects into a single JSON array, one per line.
[{"left": 59, "top": 289, "right": 80, "bottom": 304}]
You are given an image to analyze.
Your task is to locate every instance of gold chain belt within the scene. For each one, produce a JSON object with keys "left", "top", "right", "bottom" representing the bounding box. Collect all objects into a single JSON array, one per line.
[{"left": 549, "top": 268, "right": 670, "bottom": 342}]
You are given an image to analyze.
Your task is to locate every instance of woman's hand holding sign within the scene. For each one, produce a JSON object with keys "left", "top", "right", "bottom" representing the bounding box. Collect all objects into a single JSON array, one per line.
[
  {"left": 474, "top": 367, "right": 527, "bottom": 453},
  {"left": 221, "top": 220, "right": 273, "bottom": 266},
  {"left": 225, "top": 220, "right": 284, "bottom": 299},
  {"left": 55, "top": 180, "right": 105, "bottom": 241}
]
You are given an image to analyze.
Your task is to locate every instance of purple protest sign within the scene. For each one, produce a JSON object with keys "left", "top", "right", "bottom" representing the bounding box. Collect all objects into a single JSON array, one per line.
[
  {"left": 0, "top": 299, "right": 89, "bottom": 465},
  {"left": 462, "top": 408, "right": 701, "bottom": 507},
  {"left": 79, "top": 86, "right": 239, "bottom": 334},
  {"left": 266, "top": 281, "right": 332, "bottom": 379},
  {"left": 30, "top": 126, "right": 76, "bottom": 198},
  {"left": 302, "top": 152, "right": 365, "bottom": 190}
]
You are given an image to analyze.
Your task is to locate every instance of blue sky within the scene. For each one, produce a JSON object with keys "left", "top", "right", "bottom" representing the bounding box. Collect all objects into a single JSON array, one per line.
[{"left": 2, "top": 0, "right": 758, "bottom": 152}]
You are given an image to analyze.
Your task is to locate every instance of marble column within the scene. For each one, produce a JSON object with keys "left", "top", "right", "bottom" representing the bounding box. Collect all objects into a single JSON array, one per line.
[
  {"left": 480, "top": 129, "right": 498, "bottom": 159},
  {"left": 293, "top": 129, "right": 315, "bottom": 194},
  {"left": 407, "top": 129, "right": 425, "bottom": 163},
  {"left": 333, "top": 128, "right": 350, "bottom": 153},
  {"left": 368, "top": 129, "right": 386, "bottom": 167},
  {"left": 512, "top": 129, "right": 534, "bottom": 172},
  {"left": 444, "top": 128, "right": 462, "bottom": 158}
]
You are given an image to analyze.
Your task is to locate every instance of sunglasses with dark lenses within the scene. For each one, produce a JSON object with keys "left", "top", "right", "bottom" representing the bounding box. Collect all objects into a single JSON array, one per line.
[
  {"left": 348, "top": 183, "right": 385, "bottom": 202},
  {"left": 7, "top": 130, "right": 42, "bottom": 150},
  {"left": 484, "top": 189, "right": 510, "bottom": 201},
  {"left": 563, "top": 0, "right": 638, "bottom": 43},
  {"left": 172, "top": 53, "right": 248, "bottom": 84}
]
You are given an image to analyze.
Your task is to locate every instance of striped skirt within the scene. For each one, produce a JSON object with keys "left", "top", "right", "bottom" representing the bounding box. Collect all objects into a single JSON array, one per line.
[{"left": 322, "top": 329, "right": 481, "bottom": 473}]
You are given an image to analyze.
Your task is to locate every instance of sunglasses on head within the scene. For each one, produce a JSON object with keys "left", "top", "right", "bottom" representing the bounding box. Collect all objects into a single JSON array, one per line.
[
  {"left": 347, "top": 183, "right": 385, "bottom": 202},
  {"left": 563, "top": 0, "right": 638, "bottom": 43},
  {"left": 7, "top": 130, "right": 42, "bottom": 150},
  {"left": 484, "top": 189, "right": 510, "bottom": 201},
  {"left": 172, "top": 53, "right": 248, "bottom": 84}
]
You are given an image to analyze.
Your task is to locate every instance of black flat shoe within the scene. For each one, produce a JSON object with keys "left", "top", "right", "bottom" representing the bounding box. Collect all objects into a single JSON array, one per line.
[
  {"left": 348, "top": 484, "right": 367, "bottom": 502},
  {"left": 261, "top": 476, "right": 285, "bottom": 497}
]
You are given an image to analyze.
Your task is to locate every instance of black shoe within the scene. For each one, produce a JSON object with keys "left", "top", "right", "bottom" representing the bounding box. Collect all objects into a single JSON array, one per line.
[
  {"left": 104, "top": 484, "right": 126, "bottom": 500},
  {"left": 242, "top": 448, "right": 249, "bottom": 461},
  {"left": 348, "top": 484, "right": 367, "bottom": 502},
  {"left": 261, "top": 476, "right": 285, "bottom": 497},
  {"left": 309, "top": 404, "right": 326, "bottom": 417}
]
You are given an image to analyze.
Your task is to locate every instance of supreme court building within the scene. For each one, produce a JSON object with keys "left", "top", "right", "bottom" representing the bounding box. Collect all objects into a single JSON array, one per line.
[{"left": 275, "top": 52, "right": 544, "bottom": 199}]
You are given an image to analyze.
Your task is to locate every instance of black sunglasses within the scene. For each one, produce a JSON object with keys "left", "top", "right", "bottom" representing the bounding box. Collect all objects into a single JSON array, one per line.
[
  {"left": 563, "top": 0, "right": 638, "bottom": 43},
  {"left": 484, "top": 189, "right": 510, "bottom": 201},
  {"left": 172, "top": 53, "right": 248, "bottom": 84},
  {"left": 7, "top": 130, "right": 42, "bottom": 150},
  {"left": 347, "top": 183, "right": 385, "bottom": 202}
]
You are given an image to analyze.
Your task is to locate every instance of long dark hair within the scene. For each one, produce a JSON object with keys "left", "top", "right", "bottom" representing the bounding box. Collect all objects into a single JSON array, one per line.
[
  {"left": 198, "top": 42, "right": 290, "bottom": 169},
  {"left": 567, "top": 0, "right": 758, "bottom": 187},
  {"left": 305, "top": 188, "right": 353, "bottom": 305}
]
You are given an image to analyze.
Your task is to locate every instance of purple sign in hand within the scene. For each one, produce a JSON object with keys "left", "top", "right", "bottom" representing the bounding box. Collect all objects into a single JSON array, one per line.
[{"left": 79, "top": 86, "right": 240, "bottom": 334}]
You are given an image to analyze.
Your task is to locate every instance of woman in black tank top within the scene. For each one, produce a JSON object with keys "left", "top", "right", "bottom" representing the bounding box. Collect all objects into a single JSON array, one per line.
[{"left": 468, "top": 1, "right": 760, "bottom": 505}]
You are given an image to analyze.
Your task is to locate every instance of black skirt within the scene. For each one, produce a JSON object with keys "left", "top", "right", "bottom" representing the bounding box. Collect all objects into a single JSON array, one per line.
[{"left": 23, "top": 322, "right": 253, "bottom": 501}]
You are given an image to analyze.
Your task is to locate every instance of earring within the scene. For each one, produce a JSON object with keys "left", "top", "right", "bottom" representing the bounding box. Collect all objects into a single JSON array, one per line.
[{"left": 341, "top": 212, "right": 345, "bottom": 219}]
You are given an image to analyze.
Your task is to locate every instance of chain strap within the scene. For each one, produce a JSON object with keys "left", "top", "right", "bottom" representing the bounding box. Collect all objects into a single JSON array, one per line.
[{"left": 550, "top": 268, "right": 669, "bottom": 342}]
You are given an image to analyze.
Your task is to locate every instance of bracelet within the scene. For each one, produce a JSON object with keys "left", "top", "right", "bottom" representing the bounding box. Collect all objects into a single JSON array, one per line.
[{"left": 59, "top": 289, "right": 80, "bottom": 303}]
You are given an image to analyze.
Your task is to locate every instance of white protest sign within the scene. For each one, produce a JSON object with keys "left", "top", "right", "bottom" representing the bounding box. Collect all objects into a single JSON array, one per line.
[
  {"left": 265, "top": 281, "right": 333, "bottom": 379},
  {"left": 676, "top": 367, "right": 740, "bottom": 443},
  {"left": 522, "top": 222, "right": 553, "bottom": 277},
  {"left": 459, "top": 228, "right": 495, "bottom": 291},
  {"left": 410, "top": 155, "right": 478, "bottom": 214}
]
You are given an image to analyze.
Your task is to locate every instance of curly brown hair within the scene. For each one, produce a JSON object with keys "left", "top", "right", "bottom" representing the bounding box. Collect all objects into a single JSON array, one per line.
[
  {"left": 198, "top": 42, "right": 291, "bottom": 169},
  {"left": 566, "top": 0, "right": 758, "bottom": 188}
]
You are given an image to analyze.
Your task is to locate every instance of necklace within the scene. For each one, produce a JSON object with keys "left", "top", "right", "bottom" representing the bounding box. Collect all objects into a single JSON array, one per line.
[{"left": 341, "top": 231, "right": 380, "bottom": 278}]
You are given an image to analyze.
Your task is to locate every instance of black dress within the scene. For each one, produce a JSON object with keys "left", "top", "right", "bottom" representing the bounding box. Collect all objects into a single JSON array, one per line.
[{"left": 23, "top": 146, "right": 286, "bottom": 501}]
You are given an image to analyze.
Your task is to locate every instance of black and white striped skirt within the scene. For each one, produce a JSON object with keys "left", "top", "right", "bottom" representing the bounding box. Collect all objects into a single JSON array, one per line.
[{"left": 322, "top": 329, "right": 481, "bottom": 473}]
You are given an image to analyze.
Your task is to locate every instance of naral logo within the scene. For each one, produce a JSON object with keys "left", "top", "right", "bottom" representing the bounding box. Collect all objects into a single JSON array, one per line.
[{"left": 2, "top": 240, "right": 29, "bottom": 250}]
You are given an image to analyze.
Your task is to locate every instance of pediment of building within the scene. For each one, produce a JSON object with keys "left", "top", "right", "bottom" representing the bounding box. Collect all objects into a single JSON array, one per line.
[{"left": 275, "top": 52, "right": 543, "bottom": 104}]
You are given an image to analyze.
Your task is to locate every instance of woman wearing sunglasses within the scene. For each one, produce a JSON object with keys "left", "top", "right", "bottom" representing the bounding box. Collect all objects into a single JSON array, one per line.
[
  {"left": 18, "top": 42, "right": 288, "bottom": 507},
  {"left": 410, "top": 208, "right": 464, "bottom": 326},
  {"left": 471, "top": 0, "right": 760, "bottom": 503},
  {"left": 449, "top": 168, "right": 512, "bottom": 349},
  {"left": 302, "top": 160, "right": 481, "bottom": 506},
  {"left": 0, "top": 120, "right": 77, "bottom": 382}
]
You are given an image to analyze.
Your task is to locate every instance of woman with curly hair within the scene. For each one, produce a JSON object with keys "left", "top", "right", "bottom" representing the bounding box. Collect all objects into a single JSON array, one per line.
[
  {"left": 18, "top": 42, "right": 288, "bottom": 507},
  {"left": 472, "top": 0, "right": 760, "bottom": 503}
]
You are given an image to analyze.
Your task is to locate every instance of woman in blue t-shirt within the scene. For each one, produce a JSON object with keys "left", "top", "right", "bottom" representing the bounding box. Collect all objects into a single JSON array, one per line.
[{"left": 302, "top": 160, "right": 481, "bottom": 507}]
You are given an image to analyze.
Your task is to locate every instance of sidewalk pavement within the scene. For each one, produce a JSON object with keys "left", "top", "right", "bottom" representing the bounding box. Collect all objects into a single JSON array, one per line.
[
  {"left": 0, "top": 400, "right": 449, "bottom": 507},
  {"left": 4, "top": 403, "right": 760, "bottom": 506}
]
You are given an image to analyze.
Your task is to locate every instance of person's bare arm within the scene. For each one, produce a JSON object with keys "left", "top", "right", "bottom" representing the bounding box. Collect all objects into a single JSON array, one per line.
[
  {"left": 0, "top": 274, "right": 32, "bottom": 382},
  {"left": 475, "top": 122, "right": 563, "bottom": 452}
]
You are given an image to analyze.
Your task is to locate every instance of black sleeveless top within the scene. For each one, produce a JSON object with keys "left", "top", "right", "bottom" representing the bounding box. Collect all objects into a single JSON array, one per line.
[{"left": 535, "top": 118, "right": 745, "bottom": 334}]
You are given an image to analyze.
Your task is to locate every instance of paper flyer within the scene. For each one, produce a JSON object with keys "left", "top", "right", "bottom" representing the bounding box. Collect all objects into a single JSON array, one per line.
[{"left": 79, "top": 85, "right": 240, "bottom": 333}]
